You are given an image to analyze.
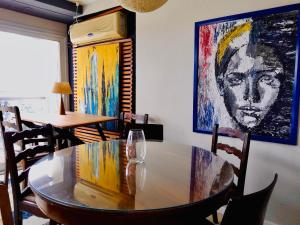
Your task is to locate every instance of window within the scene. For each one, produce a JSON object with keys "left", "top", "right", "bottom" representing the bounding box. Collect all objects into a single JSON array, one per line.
[{"left": 0, "top": 31, "right": 61, "bottom": 113}]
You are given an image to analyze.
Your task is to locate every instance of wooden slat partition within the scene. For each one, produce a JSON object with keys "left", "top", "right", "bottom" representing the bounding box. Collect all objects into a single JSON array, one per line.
[{"left": 73, "top": 38, "right": 134, "bottom": 142}]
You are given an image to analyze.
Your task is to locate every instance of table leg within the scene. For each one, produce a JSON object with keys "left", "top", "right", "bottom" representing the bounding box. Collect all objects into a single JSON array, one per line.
[
  {"left": 56, "top": 138, "right": 62, "bottom": 150},
  {"left": 54, "top": 128, "right": 84, "bottom": 148},
  {"left": 95, "top": 123, "right": 107, "bottom": 141}
]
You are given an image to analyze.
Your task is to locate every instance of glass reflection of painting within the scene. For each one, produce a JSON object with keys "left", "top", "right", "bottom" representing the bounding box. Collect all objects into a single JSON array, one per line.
[
  {"left": 78, "top": 141, "right": 120, "bottom": 192},
  {"left": 189, "top": 147, "right": 232, "bottom": 201},
  {"left": 74, "top": 141, "right": 135, "bottom": 209},
  {"left": 193, "top": 5, "right": 300, "bottom": 144},
  {"left": 76, "top": 43, "right": 119, "bottom": 130}
]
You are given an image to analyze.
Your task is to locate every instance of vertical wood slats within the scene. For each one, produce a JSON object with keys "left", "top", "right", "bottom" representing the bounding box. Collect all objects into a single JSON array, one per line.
[{"left": 73, "top": 39, "right": 133, "bottom": 143}]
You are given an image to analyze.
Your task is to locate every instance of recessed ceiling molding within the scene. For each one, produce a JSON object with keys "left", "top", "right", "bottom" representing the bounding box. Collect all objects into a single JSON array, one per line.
[{"left": 0, "top": 0, "right": 82, "bottom": 24}]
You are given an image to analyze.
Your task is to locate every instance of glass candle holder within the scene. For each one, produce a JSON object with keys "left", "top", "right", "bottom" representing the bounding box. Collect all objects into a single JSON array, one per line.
[{"left": 126, "top": 129, "right": 146, "bottom": 164}]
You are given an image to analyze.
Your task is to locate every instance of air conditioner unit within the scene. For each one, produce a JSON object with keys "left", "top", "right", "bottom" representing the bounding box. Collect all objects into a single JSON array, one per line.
[{"left": 70, "top": 11, "right": 127, "bottom": 46}]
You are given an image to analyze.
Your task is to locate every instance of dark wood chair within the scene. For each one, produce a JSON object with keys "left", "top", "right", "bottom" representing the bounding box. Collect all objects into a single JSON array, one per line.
[
  {"left": 126, "top": 123, "right": 164, "bottom": 141},
  {"left": 0, "top": 106, "right": 46, "bottom": 184},
  {"left": 121, "top": 112, "right": 149, "bottom": 124},
  {"left": 0, "top": 106, "right": 24, "bottom": 185},
  {"left": 210, "top": 123, "right": 251, "bottom": 223},
  {"left": 220, "top": 174, "right": 278, "bottom": 225},
  {"left": 0, "top": 182, "right": 14, "bottom": 225},
  {"left": 119, "top": 112, "right": 163, "bottom": 141},
  {"left": 201, "top": 174, "right": 278, "bottom": 225},
  {"left": 3, "top": 124, "right": 58, "bottom": 225},
  {"left": 119, "top": 112, "right": 149, "bottom": 138}
]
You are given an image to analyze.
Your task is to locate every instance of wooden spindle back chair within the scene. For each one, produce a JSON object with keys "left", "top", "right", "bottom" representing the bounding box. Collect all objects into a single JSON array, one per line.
[
  {"left": 119, "top": 112, "right": 149, "bottom": 138},
  {"left": 3, "top": 124, "right": 57, "bottom": 225},
  {"left": 211, "top": 124, "right": 251, "bottom": 196},
  {"left": 210, "top": 124, "right": 251, "bottom": 223}
]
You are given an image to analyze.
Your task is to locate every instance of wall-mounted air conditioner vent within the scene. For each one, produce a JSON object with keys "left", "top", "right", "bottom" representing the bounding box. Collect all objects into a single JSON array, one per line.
[{"left": 69, "top": 11, "right": 127, "bottom": 46}]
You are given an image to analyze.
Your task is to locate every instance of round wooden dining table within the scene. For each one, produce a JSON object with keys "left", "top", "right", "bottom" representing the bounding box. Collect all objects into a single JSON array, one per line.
[{"left": 28, "top": 140, "right": 234, "bottom": 225}]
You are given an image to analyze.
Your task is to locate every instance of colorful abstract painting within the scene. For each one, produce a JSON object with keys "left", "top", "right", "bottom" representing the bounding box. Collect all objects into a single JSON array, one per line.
[
  {"left": 193, "top": 4, "right": 300, "bottom": 144},
  {"left": 76, "top": 43, "right": 119, "bottom": 130}
]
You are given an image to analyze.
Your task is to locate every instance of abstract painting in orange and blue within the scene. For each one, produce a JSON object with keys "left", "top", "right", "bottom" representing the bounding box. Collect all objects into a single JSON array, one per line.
[{"left": 76, "top": 43, "right": 119, "bottom": 130}]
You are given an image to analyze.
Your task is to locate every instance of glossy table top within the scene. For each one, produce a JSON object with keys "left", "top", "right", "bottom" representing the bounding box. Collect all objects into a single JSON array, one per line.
[
  {"left": 29, "top": 140, "right": 234, "bottom": 212},
  {"left": 21, "top": 111, "right": 117, "bottom": 129}
]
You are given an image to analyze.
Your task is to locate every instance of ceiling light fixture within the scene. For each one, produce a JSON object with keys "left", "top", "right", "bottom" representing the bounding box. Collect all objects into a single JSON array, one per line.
[{"left": 115, "top": 0, "right": 168, "bottom": 13}]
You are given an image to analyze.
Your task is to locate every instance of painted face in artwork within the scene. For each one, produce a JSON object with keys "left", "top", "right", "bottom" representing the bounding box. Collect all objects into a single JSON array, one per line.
[{"left": 219, "top": 44, "right": 283, "bottom": 129}]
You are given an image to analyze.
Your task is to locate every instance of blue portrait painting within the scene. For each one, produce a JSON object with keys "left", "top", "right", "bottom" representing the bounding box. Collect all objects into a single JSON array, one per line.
[{"left": 193, "top": 4, "right": 300, "bottom": 144}]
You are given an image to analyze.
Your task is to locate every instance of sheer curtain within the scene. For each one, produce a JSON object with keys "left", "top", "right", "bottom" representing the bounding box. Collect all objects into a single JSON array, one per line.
[
  {"left": 0, "top": 31, "right": 61, "bottom": 113},
  {"left": 0, "top": 8, "right": 68, "bottom": 114}
]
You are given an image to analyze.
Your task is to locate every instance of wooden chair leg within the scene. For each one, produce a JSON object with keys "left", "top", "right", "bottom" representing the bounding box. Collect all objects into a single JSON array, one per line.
[
  {"left": 15, "top": 210, "right": 23, "bottom": 225},
  {"left": 212, "top": 211, "right": 219, "bottom": 224},
  {"left": 0, "top": 183, "right": 14, "bottom": 225},
  {"left": 4, "top": 160, "right": 9, "bottom": 185}
]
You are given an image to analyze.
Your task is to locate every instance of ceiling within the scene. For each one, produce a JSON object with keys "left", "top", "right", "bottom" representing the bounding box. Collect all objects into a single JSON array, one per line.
[
  {"left": 0, "top": 0, "right": 82, "bottom": 24},
  {"left": 0, "top": 0, "right": 116, "bottom": 24}
]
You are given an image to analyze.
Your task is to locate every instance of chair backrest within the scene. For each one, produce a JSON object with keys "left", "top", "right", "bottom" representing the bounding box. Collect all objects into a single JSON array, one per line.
[
  {"left": 120, "top": 112, "right": 149, "bottom": 124},
  {"left": 126, "top": 123, "right": 164, "bottom": 141},
  {"left": 0, "top": 182, "right": 14, "bottom": 225},
  {"left": 221, "top": 174, "right": 278, "bottom": 225},
  {"left": 3, "top": 124, "right": 54, "bottom": 211},
  {"left": 0, "top": 106, "right": 22, "bottom": 133},
  {"left": 0, "top": 106, "right": 23, "bottom": 150},
  {"left": 119, "top": 112, "right": 149, "bottom": 138},
  {"left": 211, "top": 124, "right": 251, "bottom": 196}
]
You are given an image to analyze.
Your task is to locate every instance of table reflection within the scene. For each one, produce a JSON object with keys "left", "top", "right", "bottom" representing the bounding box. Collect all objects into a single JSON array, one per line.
[
  {"left": 29, "top": 140, "right": 234, "bottom": 211},
  {"left": 190, "top": 147, "right": 233, "bottom": 201},
  {"left": 126, "top": 162, "right": 147, "bottom": 195},
  {"left": 74, "top": 141, "right": 135, "bottom": 209}
]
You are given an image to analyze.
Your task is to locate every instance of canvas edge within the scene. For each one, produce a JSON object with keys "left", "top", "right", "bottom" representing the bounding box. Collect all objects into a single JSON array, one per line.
[
  {"left": 289, "top": 11, "right": 300, "bottom": 146},
  {"left": 194, "top": 3, "right": 300, "bottom": 27},
  {"left": 192, "top": 22, "right": 200, "bottom": 133}
]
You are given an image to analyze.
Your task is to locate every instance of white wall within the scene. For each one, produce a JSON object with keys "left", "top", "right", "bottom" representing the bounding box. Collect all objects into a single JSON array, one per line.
[
  {"left": 135, "top": 1, "right": 300, "bottom": 225},
  {"left": 80, "top": 1, "right": 300, "bottom": 224}
]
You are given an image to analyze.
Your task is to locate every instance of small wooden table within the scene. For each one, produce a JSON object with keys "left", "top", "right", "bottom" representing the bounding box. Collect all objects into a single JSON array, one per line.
[
  {"left": 29, "top": 140, "right": 234, "bottom": 225},
  {"left": 21, "top": 111, "right": 117, "bottom": 146}
]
